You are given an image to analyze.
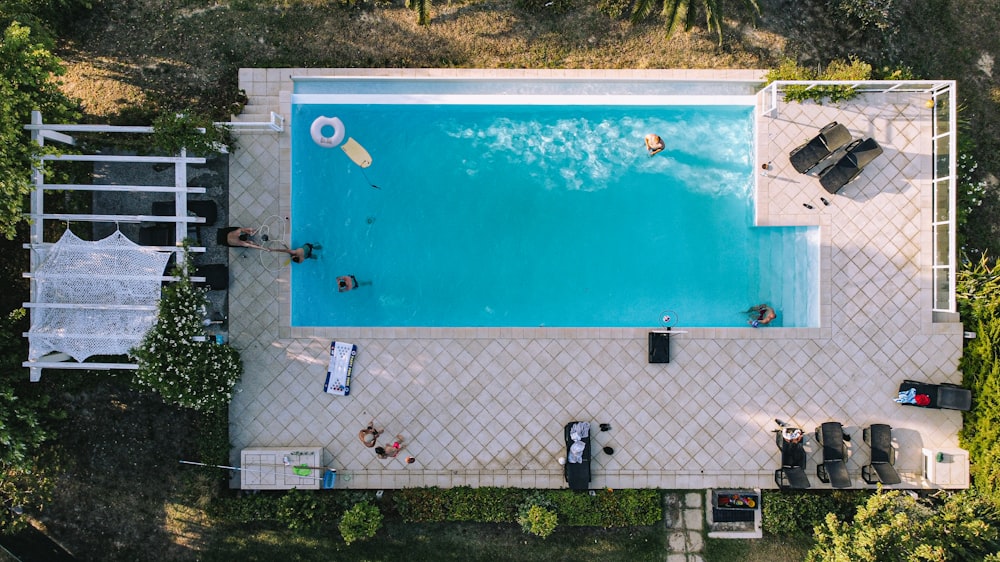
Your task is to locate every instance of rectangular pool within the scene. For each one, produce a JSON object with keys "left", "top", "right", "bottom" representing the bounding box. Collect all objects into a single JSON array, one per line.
[{"left": 290, "top": 79, "right": 819, "bottom": 328}]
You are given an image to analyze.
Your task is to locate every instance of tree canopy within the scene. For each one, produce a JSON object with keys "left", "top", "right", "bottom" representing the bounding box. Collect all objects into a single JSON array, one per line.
[
  {"left": 807, "top": 490, "right": 1000, "bottom": 562},
  {"left": 0, "top": 21, "right": 79, "bottom": 240}
]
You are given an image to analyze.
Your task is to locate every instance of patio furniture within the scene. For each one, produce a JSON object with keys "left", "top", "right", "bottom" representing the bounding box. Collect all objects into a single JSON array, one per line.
[
  {"left": 137, "top": 224, "right": 174, "bottom": 246},
  {"left": 564, "top": 421, "right": 591, "bottom": 491},
  {"left": 195, "top": 264, "right": 228, "bottom": 291},
  {"left": 815, "top": 421, "right": 852, "bottom": 488},
  {"left": 773, "top": 427, "right": 811, "bottom": 489},
  {"left": 323, "top": 341, "right": 357, "bottom": 396},
  {"left": 152, "top": 199, "right": 218, "bottom": 227},
  {"left": 861, "top": 424, "right": 902, "bottom": 485},
  {"left": 788, "top": 122, "right": 853, "bottom": 174},
  {"left": 648, "top": 331, "right": 671, "bottom": 363},
  {"left": 817, "top": 138, "right": 884, "bottom": 194},
  {"left": 896, "top": 380, "right": 972, "bottom": 411}
]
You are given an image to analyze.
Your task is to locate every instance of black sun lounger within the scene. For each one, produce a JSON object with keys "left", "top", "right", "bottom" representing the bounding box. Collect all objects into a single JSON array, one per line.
[
  {"left": 564, "top": 422, "right": 591, "bottom": 491},
  {"left": 861, "top": 424, "right": 901, "bottom": 485},
  {"left": 788, "top": 122, "right": 853, "bottom": 174},
  {"left": 897, "top": 379, "right": 972, "bottom": 411},
  {"left": 815, "top": 422, "right": 852, "bottom": 488},
  {"left": 773, "top": 428, "right": 810, "bottom": 489},
  {"left": 817, "top": 137, "right": 883, "bottom": 194}
]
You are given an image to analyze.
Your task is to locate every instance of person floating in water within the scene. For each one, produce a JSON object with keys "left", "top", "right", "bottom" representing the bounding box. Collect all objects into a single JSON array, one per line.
[
  {"left": 745, "top": 304, "right": 776, "bottom": 327},
  {"left": 645, "top": 133, "right": 665, "bottom": 156},
  {"left": 337, "top": 275, "right": 372, "bottom": 292},
  {"left": 276, "top": 243, "right": 321, "bottom": 263},
  {"left": 337, "top": 275, "right": 358, "bottom": 292}
]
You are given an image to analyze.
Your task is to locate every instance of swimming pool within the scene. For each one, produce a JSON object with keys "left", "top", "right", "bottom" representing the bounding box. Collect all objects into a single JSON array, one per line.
[{"left": 290, "top": 79, "right": 819, "bottom": 328}]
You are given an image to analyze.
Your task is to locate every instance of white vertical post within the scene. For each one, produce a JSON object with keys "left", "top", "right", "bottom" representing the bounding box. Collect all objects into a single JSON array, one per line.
[
  {"left": 174, "top": 147, "right": 189, "bottom": 247},
  {"left": 28, "top": 111, "right": 45, "bottom": 380}
]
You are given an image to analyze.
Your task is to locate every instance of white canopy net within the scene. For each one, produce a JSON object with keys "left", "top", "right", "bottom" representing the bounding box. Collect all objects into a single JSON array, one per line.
[{"left": 28, "top": 229, "right": 172, "bottom": 362}]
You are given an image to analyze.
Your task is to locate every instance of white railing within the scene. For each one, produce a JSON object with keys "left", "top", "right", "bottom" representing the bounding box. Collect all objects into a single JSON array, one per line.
[
  {"left": 757, "top": 80, "right": 958, "bottom": 314},
  {"left": 218, "top": 111, "right": 284, "bottom": 132}
]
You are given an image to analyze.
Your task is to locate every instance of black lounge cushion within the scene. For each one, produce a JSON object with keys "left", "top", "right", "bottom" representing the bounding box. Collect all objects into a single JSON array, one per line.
[
  {"left": 788, "top": 122, "right": 853, "bottom": 174},
  {"left": 152, "top": 199, "right": 218, "bottom": 227},
  {"left": 196, "top": 264, "right": 229, "bottom": 291},
  {"left": 773, "top": 428, "right": 810, "bottom": 489},
  {"left": 818, "top": 137, "right": 883, "bottom": 194},
  {"left": 775, "top": 428, "right": 806, "bottom": 468},
  {"left": 563, "top": 422, "right": 591, "bottom": 491},
  {"left": 818, "top": 459, "right": 852, "bottom": 488},
  {"left": 863, "top": 462, "right": 902, "bottom": 485},
  {"left": 864, "top": 424, "right": 894, "bottom": 465},
  {"left": 815, "top": 422, "right": 852, "bottom": 488},
  {"left": 138, "top": 225, "right": 174, "bottom": 246},
  {"left": 898, "top": 380, "right": 972, "bottom": 411},
  {"left": 861, "top": 424, "right": 902, "bottom": 485},
  {"left": 817, "top": 422, "right": 847, "bottom": 462},
  {"left": 775, "top": 467, "right": 811, "bottom": 489}
]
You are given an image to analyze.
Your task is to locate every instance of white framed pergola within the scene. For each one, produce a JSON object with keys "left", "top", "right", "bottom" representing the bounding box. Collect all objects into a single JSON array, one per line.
[{"left": 20, "top": 110, "right": 283, "bottom": 381}]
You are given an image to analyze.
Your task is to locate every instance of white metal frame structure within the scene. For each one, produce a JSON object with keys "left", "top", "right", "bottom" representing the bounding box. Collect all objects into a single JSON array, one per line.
[
  {"left": 757, "top": 80, "right": 958, "bottom": 314},
  {"left": 21, "top": 110, "right": 282, "bottom": 380}
]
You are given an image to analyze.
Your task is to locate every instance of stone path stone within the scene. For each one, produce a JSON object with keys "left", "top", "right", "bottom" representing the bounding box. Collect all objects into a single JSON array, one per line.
[{"left": 664, "top": 491, "right": 705, "bottom": 561}]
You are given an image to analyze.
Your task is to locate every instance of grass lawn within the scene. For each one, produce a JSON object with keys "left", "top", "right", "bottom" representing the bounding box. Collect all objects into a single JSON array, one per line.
[
  {"left": 200, "top": 519, "right": 666, "bottom": 562},
  {"left": 704, "top": 536, "right": 812, "bottom": 562}
]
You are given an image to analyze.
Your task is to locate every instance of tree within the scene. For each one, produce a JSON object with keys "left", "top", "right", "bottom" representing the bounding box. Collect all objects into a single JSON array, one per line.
[
  {"left": 0, "top": 309, "right": 62, "bottom": 533},
  {"left": 807, "top": 490, "right": 1000, "bottom": 561},
  {"left": 629, "top": 0, "right": 760, "bottom": 45},
  {"left": 130, "top": 248, "right": 243, "bottom": 413},
  {"left": 406, "top": 0, "right": 430, "bottom": 26},
  {"left": 0, "top": 21, "right": 80, "bottom": 240},
  {"left": 957, "top": 254, "right": 1000, "bottom": 505}
]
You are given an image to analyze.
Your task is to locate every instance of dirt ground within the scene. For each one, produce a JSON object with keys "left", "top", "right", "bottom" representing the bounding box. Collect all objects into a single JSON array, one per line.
[{"left": 25, "top": 0, "right": 1000, "bottom": 558}]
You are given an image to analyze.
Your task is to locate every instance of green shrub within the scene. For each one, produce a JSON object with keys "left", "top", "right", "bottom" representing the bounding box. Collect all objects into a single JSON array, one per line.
[
  {"left": 763, "top": 490, "right": 869, "bottom": 537},
  {"left": 515, "top": 0, "right": 573, "bottom": 15},
  {"left": 151, "top": 110, "right": 235, "bottom": 155},
  {"left": 826, "top": 0, "right": 896, "bottom": 34},
  {"left": 957, "top": 254, "right": 1000, "bottom": 504},
  {"left": 518, "top": 504, "right": 558, "bottom": 538},
  {"left": 130, "top": 248, "right": 243, "bottom": 413},
  {"left": 208, "top": 489, "right": 378, "bottom": 526},
  {"left": 276, "top": 488, "right": 332, "bottom": 532},
  {"left": 596, "top": 0, "right": 629, "bottom": 18},
  {"left": 339, "top": 502, "right": 383, "bottom": 545},
  {"left": 448, "top": 486, "right": 522, "bottom": 522},
  {"left": 394, "top": 487, "right": 661, "bottom": 527},
  {"left": 766, "top": 57, "right": 873, "bottom": 105},
  {"left": 549, "top": 489, "right": 662, "bottom": 527},
  {"left": 807, "top": 490, "right": 1000, "bottom": 561},
  {"left": 957, "top": 137, "right": 988, "bottom": 239},
  {"left": 208, "top": 492, "right": 281, "bottom": 523},
  {"left": 194, "top": 407, "right": 231, "bottom": 471},
  {"left": 395, "top": 487, "right": 451, "bottom": 522}
]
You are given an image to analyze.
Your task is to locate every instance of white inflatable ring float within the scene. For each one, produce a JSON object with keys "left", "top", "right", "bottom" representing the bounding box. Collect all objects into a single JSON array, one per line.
[{"left": 310, "top": 116, "right": 346, "bottom": 148}]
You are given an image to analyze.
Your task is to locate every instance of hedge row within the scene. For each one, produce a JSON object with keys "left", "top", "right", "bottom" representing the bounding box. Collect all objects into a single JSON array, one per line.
[
  {"left": 394, "top": 487, "right": 662, "bottom": 527},
  {"left": 208, "top": 489, "right": 375, "bottom": 532},
  {"left": 761, "top": 489, "right": 869, "bottom": 537}
]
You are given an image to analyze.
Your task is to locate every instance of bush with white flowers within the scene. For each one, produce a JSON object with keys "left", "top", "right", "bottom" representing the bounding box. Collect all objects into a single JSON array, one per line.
[{"left": 130, "top": 250, "right": 242, "bottom": 413}]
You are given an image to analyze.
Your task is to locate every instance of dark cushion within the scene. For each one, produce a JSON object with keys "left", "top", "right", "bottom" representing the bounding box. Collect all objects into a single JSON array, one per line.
[{"left": 789, "top": 122, "right": 852, "bottom": 174}]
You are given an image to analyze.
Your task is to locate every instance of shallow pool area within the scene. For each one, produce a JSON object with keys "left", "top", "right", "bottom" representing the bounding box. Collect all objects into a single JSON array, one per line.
[{"left": 291, "top": 89, "right": 819, "bottom": 328}]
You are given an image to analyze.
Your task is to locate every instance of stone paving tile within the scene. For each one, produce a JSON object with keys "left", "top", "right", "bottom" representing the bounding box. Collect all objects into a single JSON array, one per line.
[{"left": 227, "top": 69, "right": 964, "bottom": 492}]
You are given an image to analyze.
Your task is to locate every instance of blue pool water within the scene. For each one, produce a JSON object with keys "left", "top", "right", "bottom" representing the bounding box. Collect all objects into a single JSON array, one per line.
[{"left": 290, "top": 99, "right": 819, "bottom": 328}]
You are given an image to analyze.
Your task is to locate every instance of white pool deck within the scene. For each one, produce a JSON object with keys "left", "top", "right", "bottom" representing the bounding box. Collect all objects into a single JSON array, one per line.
[{"left": 227, "top": 68, "right": 963, "bottom": 491}]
